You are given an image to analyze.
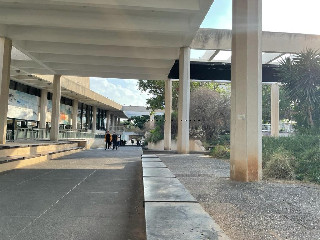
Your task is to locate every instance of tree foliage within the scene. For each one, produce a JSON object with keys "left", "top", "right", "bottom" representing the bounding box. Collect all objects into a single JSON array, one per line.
[
  {"left": 190, "top": 87, "right": 230, "bottom": 141},
  {"left": 278, "top": 49, "right": 320, "bottom": 133},
  {"left": 123, "top": 115, "right": 150, "bottom": 130}
]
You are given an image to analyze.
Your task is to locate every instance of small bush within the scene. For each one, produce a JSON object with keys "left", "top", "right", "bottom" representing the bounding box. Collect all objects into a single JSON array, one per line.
[
  {"left": 211, "top": 145, "right": 230, "bottom": 159},
  {"left": 296, "top": 148, "right": 320, "bottom": 183},
  {"left": 263, "top": 148, "right": 295, "bottom": 180}
]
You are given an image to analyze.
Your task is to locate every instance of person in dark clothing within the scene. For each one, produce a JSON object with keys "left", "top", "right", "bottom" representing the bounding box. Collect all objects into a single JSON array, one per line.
[
  {"left": 105, "top": 130, "right": 111, "bottom": 150},
  {"left": 112, "top": 132, "right": 118, "bottom": 150}
]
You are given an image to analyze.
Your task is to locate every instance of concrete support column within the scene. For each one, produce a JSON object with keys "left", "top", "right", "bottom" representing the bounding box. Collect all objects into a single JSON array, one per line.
[
  {"left": 92, "top": 106, "right": 97, "bottom": 133},
  {"left": 72, "top": 100, "right": 78, "bottom": 130},
  {"left": 50, "top": 75, "right": 61, "bottom": 142},
  {"left": 112, "top": 115, "right": 116, "bottom": 130},
  {"left": 230, "top": 0, "right": 262, "bottom": 182},
  {"left": 0, "top": 37, "right": 12, "bottom": 144},
  {"left": 149, "top": 114, "right": 155, "bottom": 129},
  {"left": 39, "top": 89, "right": 48, "bottom": 129},
  {"left": 110, "top": 114, "right": 114, "bottom": 131},
  {"left": 106, "top": 111, "right": 111, "bottom": 131},
  {"left": 271, "top": 83, "right": 280, "bottom": 137},
  {"left": 177, "top": 47, "right": 190, "bottom": 154},
  {"left": 164, "top": 79, "right": 172, "bottom": 150}
]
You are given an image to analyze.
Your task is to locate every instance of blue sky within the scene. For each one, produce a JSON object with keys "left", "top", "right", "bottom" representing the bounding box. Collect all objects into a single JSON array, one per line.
[{"left": 91, "top": 0, "right": 320, "bottom": 106}]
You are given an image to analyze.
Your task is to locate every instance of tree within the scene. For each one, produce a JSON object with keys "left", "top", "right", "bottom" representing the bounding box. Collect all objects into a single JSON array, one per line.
[
  {"left": 190, "top": 87, "right": 230, "bottom": 141},
  {"left": 137, "top": 80, "right": 229, "bottom": 111},
  {"left": 123, "top": 115, "right": 150, "bottom": 130},
  {"left": 278, "top": 49, "right": 320, "bottom": 132}
]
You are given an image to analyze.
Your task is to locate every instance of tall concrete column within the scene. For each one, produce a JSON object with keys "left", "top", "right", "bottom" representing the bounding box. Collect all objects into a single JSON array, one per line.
[
  {"left": 177, "top": 47, "right": 190, "bottom": 154},
  {"left": 92, "top": 106, "right": 97, "bottom": 133},
  {"left": 230, "top": 0, "right": 262, "bottom": 182},
  {"left": 112, "top": 115, "right": 116, "bottom": 130},
  {"left": 110, "top": 114, "right": 114, "bottom": 131},
  {"left": 39, "top": 89, "right": 48, "bottom": 129},
  {"left": 164, "top": 79, "right": 172, "bottom": 150},
  {"left": 271, "top": 83, "right": 280, "bottom": 137},
  {"left": 0, "top": 37, "right": 12, "bottom": 144},
  {"left": 106, "top": 111, "right": 111, "bottom": 131},
  {"left": 149, "top": 114, "right": 155, "bottom": 129},
  {"left": 50, "top": 75, "right": 61, "bottom": 141},
  {"left": 72, "top": 99, "right": 78, "bottom": 130}
]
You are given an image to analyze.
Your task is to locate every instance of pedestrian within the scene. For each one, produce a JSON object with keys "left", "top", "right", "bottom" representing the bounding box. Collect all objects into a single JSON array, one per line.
[
  {"left": 117, "top": 135, "right": 121, "bottom": 148},
  {"left": 105, "top": 130, "right": 111, "bottom": 150},
  {"left": 131, "top": 139, "right": 134, "bottom": 145},
  {"left": 112, "top": 132, "right": 118, "bottom": 150}
]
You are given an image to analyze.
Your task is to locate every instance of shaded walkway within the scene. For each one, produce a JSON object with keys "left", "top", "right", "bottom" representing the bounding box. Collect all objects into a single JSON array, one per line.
[
  {"left": 0, "top": 147, "right": 146, "bottom": 240},
  {"left": 159, "top": 154, "right": 320, "bottom": 240}
]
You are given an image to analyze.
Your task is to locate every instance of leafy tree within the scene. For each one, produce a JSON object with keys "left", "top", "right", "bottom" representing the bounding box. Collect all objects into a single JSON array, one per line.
[
  {"left": 137, "top": 80, "right": 229, "bottom": 111},
  {"left": 190, "top": 87, "right": 230, "bottom": 142},
  {"left": 278, "top": 49, "right": 320, "bottom": 133},
  {"left": 123, "top": 115, "right": 150, "bottom": 130}
]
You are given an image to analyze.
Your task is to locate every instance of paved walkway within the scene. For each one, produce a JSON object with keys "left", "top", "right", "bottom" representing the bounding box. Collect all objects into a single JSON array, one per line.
[
  {"left": 159, "top": 154, "right": 320, "bottom": 240},
  {"left": 0, "top": 147, "right": 146, "bottom": 240}
]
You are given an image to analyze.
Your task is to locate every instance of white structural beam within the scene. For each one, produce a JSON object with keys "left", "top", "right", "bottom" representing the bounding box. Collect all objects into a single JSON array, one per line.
[
  {"left": 0, "top": 0, "right": 200, "bottom": 12},
  {"left": 0, "top": 37, "right": 12, "bottom": 144},
  {"left": 39, "top": 89, "right": 48, "bottom": 129},
  {"left": 1, "top": 26, "right": 185, "bottom": 48},
  {"left": 72, "top": 99, "right": 78, "bottom": 130},
  {"left": 262, "top": 53, "right": 285, "bottom": 64},
  {"left": 0, "top": 8, "right": 191, "bottom": 34},
  {"left": 15, "top": 41, "right": 179, "bottom": 60},
  {"left": 164, "top": 79, "right": 172, "bottom": 150},
  {"left": 271, "top": 83, "right": 280, "bottom": 137},
  {"left": 230, "top": 0, "right": 262, "bottom": 182},
  {"left": 25, "top": 54, "right": 174, "bottom": 69},
  {"left": 177, "top": 47, "right": 190, "bottom": 154},
  {"left": 192, "top": 28, "right": 320, "bottom": 53},
  {"left": 50, "top": 75, "right": 61, "bottom": 142}
]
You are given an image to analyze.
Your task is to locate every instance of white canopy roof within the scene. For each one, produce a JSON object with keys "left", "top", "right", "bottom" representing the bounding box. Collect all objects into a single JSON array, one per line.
[{"left": 1, "top": 0, "right": 213, "bottom": 80}]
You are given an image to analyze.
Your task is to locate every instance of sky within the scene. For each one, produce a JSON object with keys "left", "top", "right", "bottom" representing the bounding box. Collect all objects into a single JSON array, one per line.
[{"left": 90, "top": 0, "right": 320, "bottom": 106}]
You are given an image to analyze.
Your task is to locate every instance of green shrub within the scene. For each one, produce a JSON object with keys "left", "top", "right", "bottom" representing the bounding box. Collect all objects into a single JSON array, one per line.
[
  {"left": 263, "top": 148, "right": 295, "bottom": 180},
  {"left": 211, "top": 145, "right": 230, "bottom": 159},
  {"left": 295, "top": 148, "right": 320, "bottom": 183}
]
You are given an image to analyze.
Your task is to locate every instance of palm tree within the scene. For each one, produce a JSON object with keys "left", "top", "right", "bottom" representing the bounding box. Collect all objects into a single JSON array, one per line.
[{"left": 278, "top": 49, "right": 320, "bottom": 130}]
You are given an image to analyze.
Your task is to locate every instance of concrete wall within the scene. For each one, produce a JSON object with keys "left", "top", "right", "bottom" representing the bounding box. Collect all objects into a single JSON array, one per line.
[
  {"left": 148, "top": 139, "right": 205, "bottom": 152},
  {"left": 64, "top": 76, "right": 90, "bottom": 89}
]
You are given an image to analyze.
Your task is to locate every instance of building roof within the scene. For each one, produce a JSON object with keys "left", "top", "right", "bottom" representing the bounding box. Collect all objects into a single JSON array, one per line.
[{"left": 2, "top": 0, "right": 213, "bottom": 80}]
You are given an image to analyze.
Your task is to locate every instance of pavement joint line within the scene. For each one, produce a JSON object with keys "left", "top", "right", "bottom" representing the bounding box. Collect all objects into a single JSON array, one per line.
[
  {"left": 10, "top": 169, "right": 97, "bottom": 240},
  {"left": 0, "top": 169, "right": 54, "bottom": 194}
]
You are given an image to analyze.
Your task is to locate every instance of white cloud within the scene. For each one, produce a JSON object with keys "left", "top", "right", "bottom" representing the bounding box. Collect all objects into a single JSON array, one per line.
[{"left": 90, "top": 78, "right": 149, "bottom": 106}]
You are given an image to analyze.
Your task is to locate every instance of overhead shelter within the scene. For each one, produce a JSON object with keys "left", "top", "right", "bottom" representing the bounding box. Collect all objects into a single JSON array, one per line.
[
  {"left": 0, "top": 0, "right": 214, "bottom": 144},
  {"left": 0, "top": 0, "right": 213, "bottom": 80}
]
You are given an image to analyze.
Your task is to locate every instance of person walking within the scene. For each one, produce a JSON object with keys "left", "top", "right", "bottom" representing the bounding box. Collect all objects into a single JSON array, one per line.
[
  {"left": 105, "top": 130, "right": 111, "bottom": 150},
  {"left": 112, "top": 132, "right": 118, "bottom": 150}
]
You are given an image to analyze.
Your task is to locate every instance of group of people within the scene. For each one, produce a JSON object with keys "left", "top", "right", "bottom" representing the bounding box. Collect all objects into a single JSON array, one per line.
[{"left": 104, "top": 131, "right": 121, "bottom": 150}]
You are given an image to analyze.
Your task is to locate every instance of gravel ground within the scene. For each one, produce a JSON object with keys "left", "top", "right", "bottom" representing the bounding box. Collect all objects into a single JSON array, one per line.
[{"left": 159, "top": 154, "right": 320, "bottom": 240}]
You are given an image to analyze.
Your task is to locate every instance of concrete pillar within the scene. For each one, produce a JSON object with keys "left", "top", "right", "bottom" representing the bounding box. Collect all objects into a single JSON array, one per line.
[
  {"left": 271, "top": 83, "right": 279, "bottom": 137},
  {"left": 230, "top": 0, "right": 262, "bottom": 182},
  {"left": 50, "top": 75, "right": 61, "bottom": 141},
  {"left": 106, "top": 111, "right": 111, "bottom": 131},
  {"left": 177, "top": 47, "right": 190, "bottom": 154},
  {"left": 0, "top": 37, "right": 12, "bottom": 144},
  {"left": 164, "top": 79, "right": 172, "bottom": 150},
  {"left": 149, "top": 114, "right": 155, "bottom": 129},
  {"left": 112, "top": 115, "right": 116, "bottom": 130},
  {"left": 92, "top": 106, "right": 97, "bottom": 133},
  {"left": 39, "top": 89, "right": 48, "bottom": 129},
  {"left": 72, "top": 99, "right": 78, "bottom": 130}
]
